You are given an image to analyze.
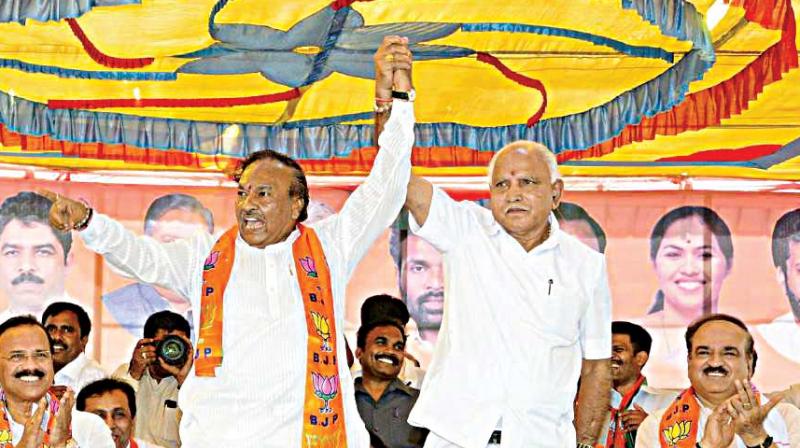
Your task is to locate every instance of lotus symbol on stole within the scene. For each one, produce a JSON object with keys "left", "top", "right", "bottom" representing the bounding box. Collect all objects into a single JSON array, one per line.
[
  {"left": 311, "top": 372, "right": 339, "bottom": 414},
  {"left": 299, "top": 256, "right": 318, "bottom": 278},
  {"left": 203, "top": 251, "right": 220, "bottom": 270},
  {"left": 662, "top": 421, "right": 692, "bottom": 446},
  {"left": 310, "top": 311, "right": 332, "bottom": 352}
]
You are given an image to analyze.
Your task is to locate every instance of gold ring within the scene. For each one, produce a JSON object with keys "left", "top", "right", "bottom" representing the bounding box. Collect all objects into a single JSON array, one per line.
[
  {"left": 142, "top": 352, "right": 147, "bottom": 359},
  {"left": 385, "top": 54, "right": 394, "bottom": 62}
]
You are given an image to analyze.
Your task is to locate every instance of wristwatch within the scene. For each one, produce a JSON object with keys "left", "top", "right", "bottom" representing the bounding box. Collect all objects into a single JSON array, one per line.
[
  {"left": 746, "top": 435, "right": 773, "bottom": 448},
  {"left": 576, "top": 443, "right": 594, "bottom": 448},
  {"left": 391, "top": 89, "right": 415, "bottom": 102}
]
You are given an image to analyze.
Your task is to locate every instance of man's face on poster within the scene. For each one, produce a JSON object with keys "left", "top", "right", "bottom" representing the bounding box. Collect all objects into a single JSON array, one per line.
[
  {"left": 559, "top": 218, "right": 601, "bottom": 252},
  {"left": 779, "top": 239, "right": 800, "bottom": 317},
  {"left": 147, "top": 208, "right": 210, "bottom": 302},
  {"left": 0, "top": 220, "right": 68, "bottom": 309},
  {"left": 400, "top": 234, "right": 444, "bottom": 334}
]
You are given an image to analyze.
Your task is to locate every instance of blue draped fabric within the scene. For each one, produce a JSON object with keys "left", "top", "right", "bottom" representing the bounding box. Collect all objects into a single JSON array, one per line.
[
  {"left": 0, "top": 0, "right": 718, "bottom": 159},
  {"left": 460, "top": 23, "right": 674, "bottom": 62},
  {"left": 0, "top": 59, "right": 176, "bottom": 81},
  {"left": 0, "top": 0, "right": 139, "bottom": 24}
]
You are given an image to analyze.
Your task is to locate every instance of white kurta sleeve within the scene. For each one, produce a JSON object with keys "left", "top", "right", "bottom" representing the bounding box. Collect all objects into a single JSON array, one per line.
[
  {"left": 580, "top": 257, "right": 613, "bottom": 359},
  {"left": 73, "top": 411, "right": 116, "bottom": 448},
  {"left": 408, "top": 186, "right": 477, "bottom": 254},
  {"left": 634, "top": 413, "right": 660, "bottom": 448},
  {"left": 778, "top": 403, "right": 800, "bottom": 447},
  {"left": 79, "top": 213, "right": 199, "bottom": 300},
  {"left": 315, "top": 100, "right": 414, "bottom": 279}
]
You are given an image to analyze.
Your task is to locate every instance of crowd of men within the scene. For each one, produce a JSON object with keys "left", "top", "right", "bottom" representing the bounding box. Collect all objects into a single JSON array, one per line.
[{"left": 0, "top": 37, "right": 798, "bottom": 448}]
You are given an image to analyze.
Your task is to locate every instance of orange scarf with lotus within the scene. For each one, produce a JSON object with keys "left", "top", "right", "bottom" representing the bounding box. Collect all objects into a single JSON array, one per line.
[
  {"left": 196, "top": 224, "right": 347, "bottom": 447},
  {"left": 658, "top": 388, "right": 702, "bottom": 447}
]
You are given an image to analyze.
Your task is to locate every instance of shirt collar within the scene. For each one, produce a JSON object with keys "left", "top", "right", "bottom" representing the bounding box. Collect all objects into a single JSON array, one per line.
[
  {"left": 57, "top": 352, "right": 88, "bottom": 381},
  {"left": 354, "top": 377, "right": 414, "bottom": 398},
  {"left": 487, "top": 211, "right": 561, "bottom": 252},
  {"left": 235, "top": 227, "right": 301, "bottom": 254}
]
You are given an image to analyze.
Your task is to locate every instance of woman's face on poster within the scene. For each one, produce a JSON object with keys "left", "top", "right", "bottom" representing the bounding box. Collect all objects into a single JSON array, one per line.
[{"left": 653, "top": 215, "right": 730, "bottom": 317}]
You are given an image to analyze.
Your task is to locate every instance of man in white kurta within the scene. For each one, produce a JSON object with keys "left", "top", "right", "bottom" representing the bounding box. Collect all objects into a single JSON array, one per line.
[
  {"left": 402, "top": 144, "right": 613, "bottom": 448},
  {"left": 74, "top": 96, "right": 413, "bottom": 446},
  {"left": 407, "top": 200, "right": 611, "bottom": 447}
]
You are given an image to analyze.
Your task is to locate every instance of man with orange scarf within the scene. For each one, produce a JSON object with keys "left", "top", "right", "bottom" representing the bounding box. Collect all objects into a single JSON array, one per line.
[
  {"left": 0, "top": 315, "right": 114, "bottom": 447},
  {"left": 40, "top": 36, "right": 416, "bottom": 447},
  {"left": 635, "top": 314, "right": 800, "bottom": 448},
  {"left": 598, "top": 321, "right": 674, "bottom": 448}
]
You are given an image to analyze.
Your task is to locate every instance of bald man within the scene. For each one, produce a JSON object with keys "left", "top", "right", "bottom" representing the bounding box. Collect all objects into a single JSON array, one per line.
[{"left": 403, "top": 141, "right": 612, "bottom": 448}]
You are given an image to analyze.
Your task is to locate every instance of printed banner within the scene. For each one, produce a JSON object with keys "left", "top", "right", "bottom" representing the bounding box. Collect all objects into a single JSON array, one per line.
[{"left": 0, "top": 180, "right": 797, "bottom": 391}]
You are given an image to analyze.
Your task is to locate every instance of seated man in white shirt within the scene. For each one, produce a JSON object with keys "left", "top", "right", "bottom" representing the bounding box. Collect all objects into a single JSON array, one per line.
[
  {"left": 0, "top": 315, "right": 114, "bottom": 447},
  {"left": 42, "top": 302, "right": 106, "bottom": 396},
  {"left": 402, "top": 141, "right": 613, "bottom": 447},
  {"left": 114, "top": 311, "right": 191, "bottom": 448},
  {"left": 636, "top": 313, "right": 800, "bottom": 447},
  {"left": 78, "top": 377, "right": 165, "bottom": 448}
]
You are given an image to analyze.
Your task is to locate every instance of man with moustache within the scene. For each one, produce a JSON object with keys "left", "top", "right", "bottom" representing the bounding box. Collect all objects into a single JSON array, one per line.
[
  {"left": 0, "top": 192, "right": 78, "bottom": 322},
  {"left": 758, "top": 209, "right": 800, "bottom": 365},
  {"left": 598, "top": 321, "right": 674, "bottom": 447},
  {"left": 113, "top": 311, "right": 192, "bottom": 448},
  {"left": 389, "top": 228, "right": 444, "bottom": 345},
  {"left": 354, "top": 318, "right": 428, "bottom": 448},
  {"left": 41, "top": 37, "right": 416, "bottom": 447},
  {"left": 42, "top": 302, "right": 106, "bottom": 395},
  {"left": 401, "top": 141, "right": 612, "bottom": 447},
  {"left": 0, "top": 315, "right": 114, "bottom": 447},
  {"left": 103, "top": 193, "right": 214, "bottom": 337},
  {"left": 78, "top": 378, "right": 164, "bottom": 448},
  {"left": 636, "top": 314, "right": 800, "bottom": 447}
]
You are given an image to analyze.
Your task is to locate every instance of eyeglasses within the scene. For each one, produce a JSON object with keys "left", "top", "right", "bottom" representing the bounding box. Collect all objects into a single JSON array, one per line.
[{"left": 3, "top": 351, "right": 52, "bottom": 363}]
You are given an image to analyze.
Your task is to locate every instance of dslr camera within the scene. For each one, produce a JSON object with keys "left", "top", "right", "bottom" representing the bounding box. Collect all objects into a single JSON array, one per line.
[{"left": 155, "top": 335, "right": 190, "bottom": 367}]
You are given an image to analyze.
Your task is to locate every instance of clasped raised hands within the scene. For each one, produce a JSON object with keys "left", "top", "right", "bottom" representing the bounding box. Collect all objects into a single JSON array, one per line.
[
  {"left": 37, "top": 190, "right": 90, "bottom": 232},
  {"left": 374, "top": 35, "right": 413, "bottom": 100}
]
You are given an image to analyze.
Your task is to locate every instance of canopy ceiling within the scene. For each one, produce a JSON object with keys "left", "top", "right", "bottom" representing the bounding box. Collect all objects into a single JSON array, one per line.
[{"left": 0, "top": 0, "right": 798, "bottom": 179}]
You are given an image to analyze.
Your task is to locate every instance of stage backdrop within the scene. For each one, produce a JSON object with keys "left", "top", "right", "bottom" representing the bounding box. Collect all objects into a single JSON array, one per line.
[{"left": 0, "top": 179, "right": 797, "bottom": 391}]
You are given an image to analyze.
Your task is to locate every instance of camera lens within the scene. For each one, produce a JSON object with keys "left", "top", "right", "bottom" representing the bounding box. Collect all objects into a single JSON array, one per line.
[{"left": 156, "top": 335, "right": 188, "bottom": 366}]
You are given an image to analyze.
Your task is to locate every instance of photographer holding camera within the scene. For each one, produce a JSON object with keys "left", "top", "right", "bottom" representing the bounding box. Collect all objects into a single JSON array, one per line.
[{"left": 114, "top": 311, "right": 191, "bottom": 448}]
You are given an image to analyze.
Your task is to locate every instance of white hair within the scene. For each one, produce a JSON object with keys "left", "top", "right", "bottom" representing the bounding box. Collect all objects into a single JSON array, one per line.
[{"left": 487, "top": 141, "right": 561, "bottom": 185}]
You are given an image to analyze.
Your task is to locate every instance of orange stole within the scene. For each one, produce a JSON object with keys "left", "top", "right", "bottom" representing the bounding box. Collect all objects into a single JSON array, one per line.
[
  {"left": 195, "top": 225, "right": 346, "bottom": 447},
  {"left": 0, "top": 389, "right": 69, "bottom": 446},
  {"left": 658, "top": 388, "right": 701, "bottom": 447}
]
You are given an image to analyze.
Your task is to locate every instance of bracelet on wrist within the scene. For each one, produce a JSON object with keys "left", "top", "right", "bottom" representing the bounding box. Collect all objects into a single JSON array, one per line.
[
  {"left": 73, "top": 205, "right": 93, "bottom": 231},
  {"left": 374, "top": 102, "right": 392, "bottom": 114}
]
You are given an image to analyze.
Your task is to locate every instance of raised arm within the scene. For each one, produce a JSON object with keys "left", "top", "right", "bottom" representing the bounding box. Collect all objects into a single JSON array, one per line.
[
  {"left": 40, "top": 190, "right": 197, "bottom": 299},
  {"left": 318, "top": 36, "right": 415, "bottom": 275},
  {"left": 406, "top": 174, "right": 433, "bottom": 227}
]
